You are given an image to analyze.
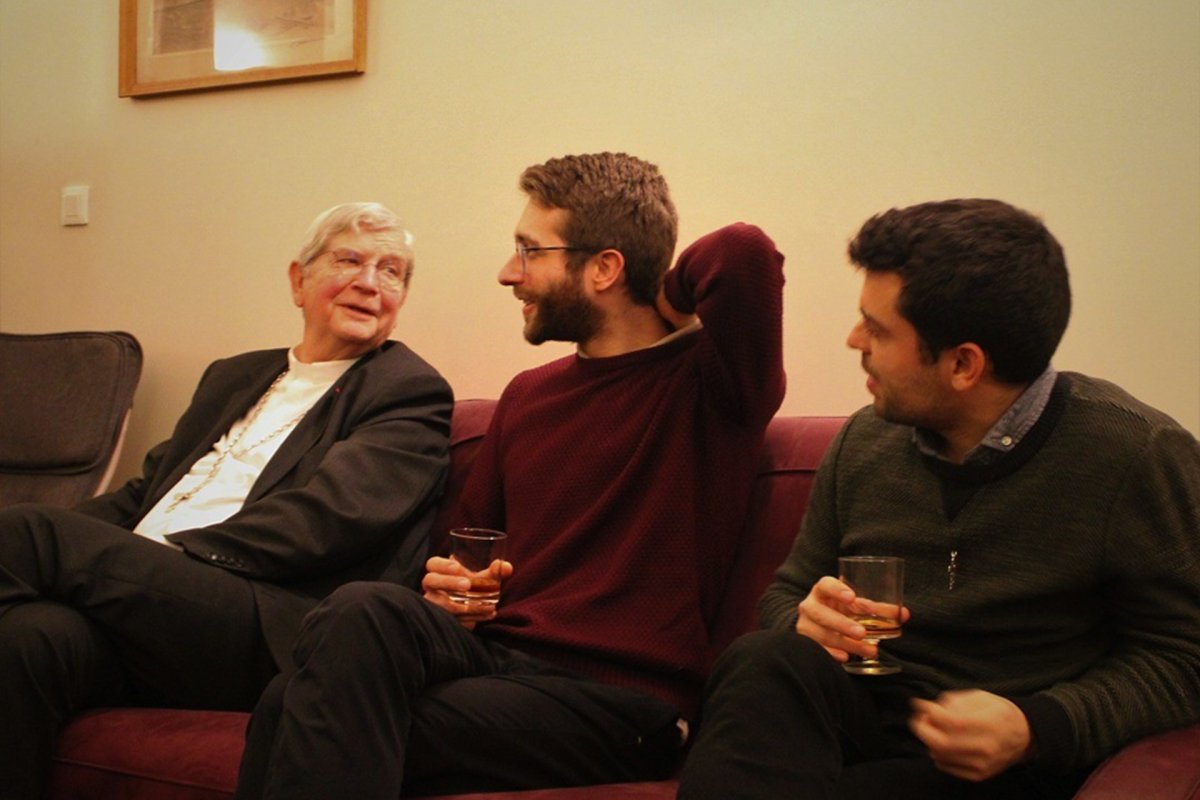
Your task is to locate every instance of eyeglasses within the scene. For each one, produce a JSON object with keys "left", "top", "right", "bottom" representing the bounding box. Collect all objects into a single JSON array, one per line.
[
  {"left": 318, "top": 249, "right": 409, "bottom": 293},
  {"left": 515, "top": 244, "right": 599, "bottom": 276}
]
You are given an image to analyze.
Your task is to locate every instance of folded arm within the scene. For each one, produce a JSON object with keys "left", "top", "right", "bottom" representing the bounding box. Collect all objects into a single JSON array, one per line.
[{"left": 659, "top": 222, "right": 786, "bottom": 424}]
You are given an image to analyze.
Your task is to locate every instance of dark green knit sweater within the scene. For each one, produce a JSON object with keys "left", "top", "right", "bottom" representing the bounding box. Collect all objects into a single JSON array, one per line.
[{"left": 760, "top": 372, "right": 1200, "bottom": 770}]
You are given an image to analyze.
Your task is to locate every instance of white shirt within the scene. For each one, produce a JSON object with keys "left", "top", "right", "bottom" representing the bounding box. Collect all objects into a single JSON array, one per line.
[{"left": 134, "top": 349, "right": 356, "bottom": 546}]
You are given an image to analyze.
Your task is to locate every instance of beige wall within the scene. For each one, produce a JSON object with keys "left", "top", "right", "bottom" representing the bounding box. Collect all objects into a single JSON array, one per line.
[{"left": 2, "top": 0, "right": 1197, "bottom": 488}]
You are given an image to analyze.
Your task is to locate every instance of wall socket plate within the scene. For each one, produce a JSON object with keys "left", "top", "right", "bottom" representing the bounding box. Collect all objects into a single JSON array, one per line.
[{"left": 62, "top": 185, "right": 89, "bottom": 226}]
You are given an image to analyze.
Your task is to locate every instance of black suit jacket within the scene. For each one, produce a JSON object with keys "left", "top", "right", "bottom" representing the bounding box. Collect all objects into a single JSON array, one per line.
[{"left": 75, "top": 341, "right": 453, "bottom": 667}]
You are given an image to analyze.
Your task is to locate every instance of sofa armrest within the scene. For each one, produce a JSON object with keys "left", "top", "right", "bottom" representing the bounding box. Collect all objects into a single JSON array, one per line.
[{"left": 1073, "top": 724, "right": 1200, "bottom": 800}]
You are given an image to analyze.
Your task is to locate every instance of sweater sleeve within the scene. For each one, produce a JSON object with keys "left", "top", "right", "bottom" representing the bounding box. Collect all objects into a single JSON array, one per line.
[
  {"left": 1023, "top": 423, "right": 1200, "bottom": 769},
  {"left": 662, "top": 222, "right": 786, "bottom": 426},
  {"left": 757, "top": 416, "right": 852, "bottom": 629}
]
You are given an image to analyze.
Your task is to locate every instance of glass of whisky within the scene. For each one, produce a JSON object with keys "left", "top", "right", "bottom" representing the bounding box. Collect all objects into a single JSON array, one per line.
[{"left": 838, "top": 556, "right": 905, "bottom": 675}]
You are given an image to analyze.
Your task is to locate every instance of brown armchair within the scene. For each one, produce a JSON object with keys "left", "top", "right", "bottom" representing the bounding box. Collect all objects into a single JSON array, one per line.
[{"left": 0, "top": 330, "right": 142, "bottom": 508}]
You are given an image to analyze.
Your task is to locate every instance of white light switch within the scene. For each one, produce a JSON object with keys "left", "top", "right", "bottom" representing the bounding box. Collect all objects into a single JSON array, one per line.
[{"left": 62, "top": 185, "right": 89, "bottom": 226}]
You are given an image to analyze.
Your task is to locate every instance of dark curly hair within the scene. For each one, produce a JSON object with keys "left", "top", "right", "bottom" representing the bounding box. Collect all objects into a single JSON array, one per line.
[{"left": 848, "top": 198, "right": 1071, "bottom": 384}]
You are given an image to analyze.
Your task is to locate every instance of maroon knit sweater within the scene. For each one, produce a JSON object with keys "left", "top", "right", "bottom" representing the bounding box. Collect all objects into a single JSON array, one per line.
[{"left": 455, "top": 223, "right": 785, "bottom": 718}]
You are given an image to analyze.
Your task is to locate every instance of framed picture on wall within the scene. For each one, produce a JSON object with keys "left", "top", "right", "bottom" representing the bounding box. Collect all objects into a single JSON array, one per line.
[{"left": 119, "top": 0, "right": 366, "bottom": 97}]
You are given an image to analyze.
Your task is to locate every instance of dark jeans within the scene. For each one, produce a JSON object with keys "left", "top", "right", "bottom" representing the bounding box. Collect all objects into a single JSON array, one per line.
[
  {"left": 235, "top": 582, "right": 685, "bottom": 800},
  {"left": 0, "top": 504, "right": 277, "bottom": 800},
  {"left": 677, "top": 629, "right": 1089, "bottom": 800}
]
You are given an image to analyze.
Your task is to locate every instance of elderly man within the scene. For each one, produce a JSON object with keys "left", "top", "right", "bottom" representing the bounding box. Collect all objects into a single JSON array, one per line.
[{"left": 0, "top": 202, "right": 453, "bottom": 799}]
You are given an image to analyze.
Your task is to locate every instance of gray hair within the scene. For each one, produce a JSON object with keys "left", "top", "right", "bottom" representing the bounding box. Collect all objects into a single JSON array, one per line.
[{"left": 296, "top": 203, "right": 415, "bottom": 281}]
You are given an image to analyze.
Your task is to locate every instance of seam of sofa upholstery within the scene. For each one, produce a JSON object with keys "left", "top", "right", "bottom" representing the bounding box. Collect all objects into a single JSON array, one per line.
[{"left": 51, "top": 757, "right": 233, "bottom": 793}]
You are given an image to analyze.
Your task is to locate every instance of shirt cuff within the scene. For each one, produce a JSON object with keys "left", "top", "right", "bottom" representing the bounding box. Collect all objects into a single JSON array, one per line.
[{"left": 1010, "top": 693, "right": 1075, "bottom": 769}]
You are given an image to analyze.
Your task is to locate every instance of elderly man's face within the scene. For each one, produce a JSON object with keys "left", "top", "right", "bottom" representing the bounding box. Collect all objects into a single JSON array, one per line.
[{"left": 288, "top": 229, "right": 409, "bottom": 363}]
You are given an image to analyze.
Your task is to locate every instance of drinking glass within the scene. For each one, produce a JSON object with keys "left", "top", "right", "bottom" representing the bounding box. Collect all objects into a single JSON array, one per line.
[
  {"left": 838, "top": 556, "right": 904, "bottom": 675},
  {"left": 447, "top": 528, "right": 507, "bottom": 607}
]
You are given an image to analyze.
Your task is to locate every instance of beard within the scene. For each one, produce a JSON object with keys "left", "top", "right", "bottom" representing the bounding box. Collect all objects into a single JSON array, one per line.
[
  {"left": 524, "top": 273, "right": 603, "bottom": 345},
  {"left": 865, "top": 364, "right": 954, "bottom": 431}
]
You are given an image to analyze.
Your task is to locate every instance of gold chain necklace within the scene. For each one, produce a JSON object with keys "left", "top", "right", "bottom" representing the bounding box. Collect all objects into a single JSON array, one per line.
[{"left": 164, "top": 371, "right": 305, "bottom": 513}]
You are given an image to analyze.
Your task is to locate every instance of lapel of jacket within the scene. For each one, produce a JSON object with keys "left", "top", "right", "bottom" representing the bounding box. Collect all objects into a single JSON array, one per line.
[
  {"left": 144, "top": 354, "right": 289, "bottom": 511},
  {"left": 244, "top": 348, "right": 379, "bottom": 503}
]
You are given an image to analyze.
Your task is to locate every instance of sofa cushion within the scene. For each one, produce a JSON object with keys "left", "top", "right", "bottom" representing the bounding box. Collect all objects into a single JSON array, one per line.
[
  {"left": 1073, "top": 724, "right": 1200, "bottom": 800},
  {"left": 49, "top": 708, "right": 245, "bottom": 799},
  {"left": 424, "top": 782, "right": 678, "bottom": 799}
]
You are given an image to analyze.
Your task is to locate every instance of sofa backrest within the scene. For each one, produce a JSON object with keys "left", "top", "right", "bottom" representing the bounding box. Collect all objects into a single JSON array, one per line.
[
  {"left": 708, "top": 415, "right": 844, "bottom": 659},
  {"left": 429, "top": 398, "right": 500, "bottom": 554},
  {"left": 430, "top": 399, "right": 846, "bottom": 655}
]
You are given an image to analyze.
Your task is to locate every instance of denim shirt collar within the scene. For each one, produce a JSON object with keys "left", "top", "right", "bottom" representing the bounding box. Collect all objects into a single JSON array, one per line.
[{"left": 915, "top": 366, "right": 1058, "bottom": 465}]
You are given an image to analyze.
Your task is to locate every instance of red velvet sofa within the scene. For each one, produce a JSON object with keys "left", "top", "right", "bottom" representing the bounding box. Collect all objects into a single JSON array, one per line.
[{"left": 48, "top": 399, "right": 1200, "bottom": 799}]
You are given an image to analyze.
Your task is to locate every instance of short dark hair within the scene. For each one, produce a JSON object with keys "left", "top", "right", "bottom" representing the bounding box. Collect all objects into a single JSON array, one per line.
[
  {"left": 848, "top": 198, "right": 1071, "bottom": 384},
  {"left": 520, "top": 152, "right": 678, "bottom": 306}
]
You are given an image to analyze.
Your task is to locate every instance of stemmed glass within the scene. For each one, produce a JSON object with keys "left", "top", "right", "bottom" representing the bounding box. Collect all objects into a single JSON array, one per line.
[{"left": 838, "top": 556, "right": 904, "bottom": 675}]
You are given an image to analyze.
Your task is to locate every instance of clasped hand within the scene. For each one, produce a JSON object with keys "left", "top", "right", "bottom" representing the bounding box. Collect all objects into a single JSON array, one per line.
[{"left": 422, "top": 556, "right": 513, "bottom": 630}]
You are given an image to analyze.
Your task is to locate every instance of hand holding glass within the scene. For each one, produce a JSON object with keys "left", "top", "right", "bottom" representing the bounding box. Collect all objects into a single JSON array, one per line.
[
  {"left": 447, "top": 528, "right": 507, "bottom": 607},
  {"left": 838, "top": 556, "right": 904, "bottom": 675}
]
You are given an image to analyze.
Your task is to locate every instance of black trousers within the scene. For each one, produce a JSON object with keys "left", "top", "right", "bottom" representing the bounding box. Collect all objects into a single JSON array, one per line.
[
  {"left": 676, "top": 629, "right": 1089, "bottom": 800},
  {"left": 234, "top": 582, "right": 685, "bottom": 800},
  {"left": 0, "top": 504, "right": 277, "bottom": 800}
]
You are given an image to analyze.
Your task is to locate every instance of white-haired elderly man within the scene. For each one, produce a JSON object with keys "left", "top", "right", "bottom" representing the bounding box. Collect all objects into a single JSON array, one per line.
[{"left": 0, "top": 202, "right": 453, "bottom": 799}]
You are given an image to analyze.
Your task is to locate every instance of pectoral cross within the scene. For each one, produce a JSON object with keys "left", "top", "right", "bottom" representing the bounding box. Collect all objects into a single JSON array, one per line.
[{"left": 947, "top": 549, "right": 958, "bottom": 591}]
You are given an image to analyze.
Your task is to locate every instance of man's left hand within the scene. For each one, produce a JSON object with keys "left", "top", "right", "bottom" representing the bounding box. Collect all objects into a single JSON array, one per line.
[
  {"left": 422, "top": 556, "right": 512, "bottom": 630},
  {"left": 909, "top": 690, "right": 1032, "bottom": 782}
]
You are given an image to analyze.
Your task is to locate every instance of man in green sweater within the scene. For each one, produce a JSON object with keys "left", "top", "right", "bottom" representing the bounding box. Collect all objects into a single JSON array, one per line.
[{"left": 677, "top": 198, "right": 1200, "bottom": 799}]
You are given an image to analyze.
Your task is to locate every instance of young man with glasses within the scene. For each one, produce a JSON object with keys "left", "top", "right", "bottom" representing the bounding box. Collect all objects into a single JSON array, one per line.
[
  {"left": 0, "top": 203, "right": 452, "bottom": 799},
  {"left": 234, "top": 152, "right": 787, "bottom": 798}
]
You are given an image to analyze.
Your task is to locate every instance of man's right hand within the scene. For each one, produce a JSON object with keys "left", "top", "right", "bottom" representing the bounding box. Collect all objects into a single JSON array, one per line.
[
  {"left": 655, "top": 284, "right": 698, "bottom": 332},
  {"left": 794, "top": 575, "right": 910, "bottom": 661},
  {"left": 422, "top": 556, "right": 513, "bottom": 630}
]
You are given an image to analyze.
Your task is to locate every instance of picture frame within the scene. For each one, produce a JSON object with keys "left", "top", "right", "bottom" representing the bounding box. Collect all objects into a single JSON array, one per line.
[{"left": 119, "top": 0, "right": 366, "bottom": 98}]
